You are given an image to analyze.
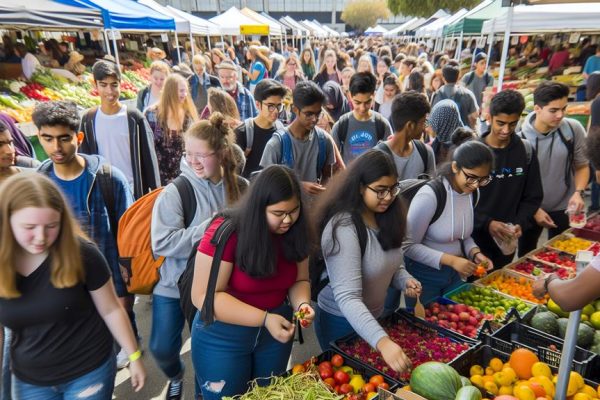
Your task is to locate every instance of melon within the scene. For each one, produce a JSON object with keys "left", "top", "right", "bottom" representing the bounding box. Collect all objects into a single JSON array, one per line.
[
  {"left": 454, "top": 385, "right": 482, "bottom": 400},
  {"left": 410, "top": 362, "right": 462, "bottom": 400},
  {"left": 530, "top": 312, "right": 559, "bottom": 336}
]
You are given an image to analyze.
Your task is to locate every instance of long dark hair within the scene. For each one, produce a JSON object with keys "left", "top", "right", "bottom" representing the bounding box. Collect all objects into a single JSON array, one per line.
[
  {"left": 224, "top": 165, "right": 309, "bottom": 278},
  {"left": 313, "top": 150, "right": 406, "bottom": 257}
]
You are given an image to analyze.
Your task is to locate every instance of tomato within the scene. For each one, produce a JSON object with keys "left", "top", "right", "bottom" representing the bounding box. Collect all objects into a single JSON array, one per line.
[
  {"left": 362, "top": 383, "right": 377, "bottom": 393},
  {"left": 320, "top": 368, "right": 333, "bottom": 380},
  {"left": 323, "top": 377, "right": 336, "bottom": 388},
  {"left": 319, "top": 361, "right": 333, "bottom": 371},
  {"left": 291, "top": 364, "right": 305, "bottom": 374},
  {"left": 369, "top": 375, "right": 385, "bottom": 387},
  {"left": 378, "top": 382, "right": 390, "bottom": 390},
  {"left": 331, "top": 354, "right": 344, "bottom": 367},
  {"left": 334, "top": 370, "right": 350, "bottom": 385},
  {"left": 339, "top": 383, "right": 353, "bottom": 394}
]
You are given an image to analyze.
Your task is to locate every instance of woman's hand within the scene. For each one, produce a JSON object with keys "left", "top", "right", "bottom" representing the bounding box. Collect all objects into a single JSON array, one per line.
[
  {"left": 377, "top": 336, "right": 412, "bottom": 373},
  {"left": 264, "top": 312, "right": 295, "bottom": 343},
  {"left": 452, "top": 257, "right": 477, "bottom": 279},
  {"left": 295, "top": 304, "right": 315, "bottom": 328},
  {"left": 473, "top": 252, "right": 494, "bottom": 271},
  {"left": 128, "top": 359, "right": 146, "bottom": 392},
  {"left": 404, "top": 278, "right": 422, "bottom": 298}
]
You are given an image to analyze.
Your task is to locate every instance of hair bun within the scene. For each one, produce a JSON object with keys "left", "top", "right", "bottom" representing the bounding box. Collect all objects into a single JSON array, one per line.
[
  {"left": 209, "top": 112, "right": 225, "bottom": 130},
  {"left": 451, "top": 127, "right": 475, "bottom": 146}
]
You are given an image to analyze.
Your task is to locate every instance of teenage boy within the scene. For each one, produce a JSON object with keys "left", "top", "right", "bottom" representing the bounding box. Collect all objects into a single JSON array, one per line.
[
  {"left": 260, "top": 81, "right": 335, "bottom": 196},
  {"left": 519, "top": 81, "right": 589, "bottom": 255},
  {"left": 331, "top": 72, "right": 392, "bottom": 164},
  {"left": 33, "top": 101, "right": 137, "bottom": 368},
  {"left": 217, "top": 60, "right": 258, "bottom": 121},
  {"left": 432, "top": 61, "right": 479, "bottom": 130},
  {"left": 462, "top": 52, "right": 494, "bottom": 108},
  {"left": 235, "top": 79, "right": 287, "bottom": 178},
  {"left": 79, "top": 60, "right": 160, "bottom": 199},
  {"left": 473, "top": 90, "right": 543, "bottom": 268},
  {"left": 374, "top": 91, "right": 435, "bottom": 180}
]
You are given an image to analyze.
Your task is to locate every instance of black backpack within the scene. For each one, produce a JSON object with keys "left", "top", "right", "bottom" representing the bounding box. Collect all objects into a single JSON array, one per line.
[
  {"left": 465, "top": 71, "right": 492, "bottom": 87},
  {"left": 337, "top": 112, "right": 387, "bottom": 154}
]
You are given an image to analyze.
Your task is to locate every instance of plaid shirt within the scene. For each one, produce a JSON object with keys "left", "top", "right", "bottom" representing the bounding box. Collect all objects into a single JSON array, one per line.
[{"left": 233, "top": 82, "right": 258, "bottom": 121}]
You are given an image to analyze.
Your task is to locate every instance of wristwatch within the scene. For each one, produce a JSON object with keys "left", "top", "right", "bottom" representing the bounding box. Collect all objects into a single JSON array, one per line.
[
  {"left": 544, "top": 274, "right": 558, "bottom": 294},
  {"left": 576, "top": 189, "right": 586, "bottom": 197}
]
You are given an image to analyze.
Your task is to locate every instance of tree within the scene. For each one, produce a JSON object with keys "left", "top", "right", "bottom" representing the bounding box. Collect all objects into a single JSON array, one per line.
[
  {"left": 342, "top": 0, "right": 391, "bottom": 31},
  {"left": 387, "top": 0, "right": 480, "bottom": 18}
]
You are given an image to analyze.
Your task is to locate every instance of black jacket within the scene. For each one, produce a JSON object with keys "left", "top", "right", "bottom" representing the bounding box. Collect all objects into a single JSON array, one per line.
[
  {"left": 474, "top": 133, "right": 543, "bottom": 237},
  {"left": 79, "top": 106, "right": 160, "bottom": 199}
]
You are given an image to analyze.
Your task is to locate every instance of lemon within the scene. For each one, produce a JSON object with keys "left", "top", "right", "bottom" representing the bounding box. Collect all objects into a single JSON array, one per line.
[
  {"left": 571, "top": 372, "right": 585, "bottom": 391},
  {"left": 495, "top": 370, "right": 517, "bottom": 387},
  {"left": 499, "top": 385, "right": 514, "bottom": 395},
  {"left": 514, "top": 384, "right": 536, "bottom": 400},
  {"left": 531, "top": 362, "right": 552, "bottom": 378},
  {"left": 471, "top": 374, "right": 484, "bottom": 387},
  {"left": 580, "top": 385, "right": 599, "bottom": 398},
  {"left": 582, "top": 304, "right": 596, "bottom": 316},
  {"left": 574, "top": 393, "right": 592, "bottom": 400},
  {"left": 489, "top": 357, "right": 504, "bottom": 372},
  {"left": 483, "top": 381, "right": 499, "bottom": 396},
  {"left": 485, "top": 366, "right": 495, "bottom": 376},
  {"left": 531, "top": 376, "right": 555, "bottom": 398},
  {"left": 470, "top": 364, "right": 484, "bottom": 377},
  {"left": 590, "top": 311, "right": 600, "bottom": 330},
  {"left": 349, "top": 375, "right": 365, "bottom": 393}
]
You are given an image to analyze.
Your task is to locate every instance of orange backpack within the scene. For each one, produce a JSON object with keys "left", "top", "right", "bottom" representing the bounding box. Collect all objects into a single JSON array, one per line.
[{"left": 117, "top": 176, "right": 196, "bottom": 294}]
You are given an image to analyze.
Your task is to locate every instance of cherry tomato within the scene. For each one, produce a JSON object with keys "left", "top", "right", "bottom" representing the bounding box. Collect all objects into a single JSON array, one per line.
[
  {"left": 331, "top": 354, "right": 344, "bottom": 367},
  {"left": 369, "top": 375, "right": 385, "bottom": 387}
]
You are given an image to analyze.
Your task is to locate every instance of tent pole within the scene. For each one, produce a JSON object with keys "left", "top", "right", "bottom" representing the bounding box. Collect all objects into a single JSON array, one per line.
[
  {"left": 280, "top": 35, "right": 284, "bottom": 54},
  {"left": 175, "top": 33, "right": 181, "bottom": 65},
  {"left": 456, "top": 31, "right": 464, "bottom": 63},
  {"left": 486, "top": 18, "right": 495, "bottom": 70},
  {"left": 220, "top": 35, "right": 224, "bottom": 45},
  {"left": 268, "top": 35, "right": 271, "bottom": 49},
  {"left": 103, "top": 30, "right": 111, "bottom": 56},
  {"left": 207, "top": 35, "right": 212, "bottom": 51},
  {"left": 496, "top": 6, "right": 513, "bottom": 93},
  {"left": 111, "top": 29, "right": 120, "bottom": 71},
  {"left": 190, "top": 32, "right": 195, "bottom": 58}
]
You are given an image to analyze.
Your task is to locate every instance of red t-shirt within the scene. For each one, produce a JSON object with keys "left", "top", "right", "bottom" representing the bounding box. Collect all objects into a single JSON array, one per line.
[{"left": 198, "top": 218, "right": 298, "bottom": 310}]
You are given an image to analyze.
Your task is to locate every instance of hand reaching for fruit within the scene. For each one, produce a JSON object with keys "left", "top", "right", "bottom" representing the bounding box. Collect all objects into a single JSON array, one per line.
[
  {"left": 376, "top": 336, "right": 412, "bottom": 373},
  {"left": 293, "top": 304, "right": 315, "bottom": 328},
  {"left": 452, "top": 257, "right": 477, "bottom": 279},
  {"left": 473, "top": 253, "right": 494, "bottom": 277},
  {"left": 404, "top": 278, "right": 422, "bottom": 298}
]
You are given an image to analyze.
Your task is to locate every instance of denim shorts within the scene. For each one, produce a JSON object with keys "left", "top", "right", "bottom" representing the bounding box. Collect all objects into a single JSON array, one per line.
[{"left": 11, "top": 355, "right": 116, "bottom": 400}]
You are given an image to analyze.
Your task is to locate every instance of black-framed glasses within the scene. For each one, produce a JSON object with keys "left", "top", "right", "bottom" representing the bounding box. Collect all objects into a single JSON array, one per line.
[
  {"left": 269, "top": 205, "right": 301, "bottom": 220},
  {"left": 460, "top": 168, "right": 492, "bottom": 187},
  {"left": 261, "top": 102, "right": 284, "bottom": 113},
  {"left": 300, "top": 110, "right": 324, "bottom": 120},
  {"left": 367, "top": 183, "right": 401, "bottom": 199}
]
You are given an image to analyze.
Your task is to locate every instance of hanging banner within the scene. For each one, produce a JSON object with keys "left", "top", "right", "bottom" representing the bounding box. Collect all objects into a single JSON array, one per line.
[
  {"left": 107, "top": 30, "right": 122, "bottom": 40},
  {"left": 161, "top": 33, "right": 169, "bottom": 43},
  {"left": 569, "top": 32, "right": 581, "bottom": 44},
  {"left": 240, "top": 25, "right": 269, "bottom": 35}
]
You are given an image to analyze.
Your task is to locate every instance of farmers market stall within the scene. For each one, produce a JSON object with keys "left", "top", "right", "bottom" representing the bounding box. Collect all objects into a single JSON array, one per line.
[{"left": 0, "top": 0, "right": 103, "bottom": 29}]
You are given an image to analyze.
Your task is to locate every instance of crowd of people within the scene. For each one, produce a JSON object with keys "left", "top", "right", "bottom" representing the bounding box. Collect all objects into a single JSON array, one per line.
[{"left": 1, "top": 34, "right": 600, "bottom": 400}]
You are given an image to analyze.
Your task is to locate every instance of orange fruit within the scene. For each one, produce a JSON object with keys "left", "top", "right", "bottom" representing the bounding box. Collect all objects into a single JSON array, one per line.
[
  {"left": 509, "top": 349, "right": 540, "bottom": 380},
  {"left": 528, "top": 382, "right": 546, "bottom": 398}
]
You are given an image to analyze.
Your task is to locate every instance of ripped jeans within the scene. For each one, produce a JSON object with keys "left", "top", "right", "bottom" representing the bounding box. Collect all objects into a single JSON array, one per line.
[
  {"left": 191, "top": 302, "right": 293, "bottom": 400},
  {"left": 11, "top": 356, "right": 116, "bottom": 400}
]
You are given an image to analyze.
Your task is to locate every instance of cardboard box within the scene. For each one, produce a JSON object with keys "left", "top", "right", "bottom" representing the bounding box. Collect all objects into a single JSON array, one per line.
[{"left": 377, "top": 388, "right": 427, "bottom": 400}]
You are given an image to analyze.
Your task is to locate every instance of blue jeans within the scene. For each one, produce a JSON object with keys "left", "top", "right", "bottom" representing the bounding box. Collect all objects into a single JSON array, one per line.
[
  {"left": 314, "top": 306, "right": 354, "bottom": 352},
  {"left": 383, "top": 287, "right": 402, "bottom": 318},
  {"left": 592, "top": 181, "right": 600, "bottom": 210},
  {"left": 2, "top": 328, "right": 11, "bottom": 400},
  {"left": 404, "top": 257, "right": 463, "bottom": 308},
  {"left": 11, "top": 356, "right": 115, "bottom": 400},
  {"left": 191, "top": 303, "right": 293, "bottom": 400},
  {"left": 149, "top": 294, "right": 185, "bottom": 381}
]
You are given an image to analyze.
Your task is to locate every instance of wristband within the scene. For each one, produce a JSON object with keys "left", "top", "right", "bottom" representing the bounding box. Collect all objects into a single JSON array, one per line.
[
  {"left": 297, "top": 302, "right": 310, "bottom": 311},
  {"left": 128, "top": 349, "right": 142, "bottom": 362},
  {"left": 471, "top": 251, "right": 482, "bottom": 262},
  {"left": 262, "top": 311, "right": 269, "bottom": 327}
]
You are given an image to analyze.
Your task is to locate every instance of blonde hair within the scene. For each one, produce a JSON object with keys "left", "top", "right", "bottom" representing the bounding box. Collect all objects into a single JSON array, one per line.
[
  {"left": 248, "top": 45, "right": 272, "bottom": 72},
  {"left": 192, "top": 54, "right": 206, "bottom": 66},
  {"left": 357, "top": 55, "right": 374, "bottom": 74},
  {"left": 207, "top": 88, "right": 240, "bottom": 128},
  {"left": 278, "top": 53, "right": 304, "bottom": 78},
  {"left": 156, "top": 74, "right": 199, "bottom": 136},
  {"left": 150, "top": 60, "right": 170, "bottom": 75},
  {"left": 0, "top": 173, "right": 84, "bottom": 299},
  {"left": 183, "top": 113, "right": 241, "bottom": 205}
]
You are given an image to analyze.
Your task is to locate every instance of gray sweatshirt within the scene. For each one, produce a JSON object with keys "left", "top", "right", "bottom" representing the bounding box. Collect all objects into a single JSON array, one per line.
[
  {"left": 403, "top": 177, "right": 478, "bottom": 268},
  {"left": 151, "top": 158, "right": 226, "bottom": 298},
  {"left": 317, "top": 213, "right": 413, "bottom": 349},
  {"left": 520, "top": 113, "right": 588, "bottom": 212}
]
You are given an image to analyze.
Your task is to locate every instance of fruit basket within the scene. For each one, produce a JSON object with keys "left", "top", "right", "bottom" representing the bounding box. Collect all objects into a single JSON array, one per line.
[
  {"left": 545, "top": 234, "right": 594, "bottom": 256},
  {"left": 527, "top": 248, "right": 577, "bottom": 271},
  {"left": 332, "top": 310, "right": 478, "bottom": 384},
  {"left": 488, "top": 321, "right": 596, "bottom": 376},
  {"left": 419, "top": 297, "right": 496, "bottom": 341},
  {"left": 288, "top": 349, "right": 398, "bottom": 398},
  {"left": 474, "top": 269, "right": 548, "bottom": 304},
  {"left": 572, "top": 214, "right": 600, "bottom": 242},
  {"left": 507, "top": 257, "right": 571, "bottom": 279},
  {"left": 450, "top": 344, "right": 511, "bottom": 382},
  {"left": 444, "top": 283, "right": 537, "bottom": 322}
]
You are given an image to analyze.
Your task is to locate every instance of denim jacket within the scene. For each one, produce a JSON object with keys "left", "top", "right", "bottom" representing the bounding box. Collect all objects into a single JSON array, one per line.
[{"left": 38, "top": 154, "right": 134, "bottom": 274}]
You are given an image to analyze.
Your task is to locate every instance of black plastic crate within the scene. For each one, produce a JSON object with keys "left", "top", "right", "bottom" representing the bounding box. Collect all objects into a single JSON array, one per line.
[
  {"left": 331, "top": 310, "right": 479, "bottom": 385},
  {"left": 450, "top": 344, "right": 511, "bottom": 380},
  {"left": 488, "top": 320, "right": 596, "bottom": 377}
]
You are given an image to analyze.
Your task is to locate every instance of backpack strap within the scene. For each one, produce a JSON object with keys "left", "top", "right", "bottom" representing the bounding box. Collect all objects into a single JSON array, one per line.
[
  {"left": 96, "top": 164, "right": 117, "bottom": 242},
  {"left": 316, "top": 129, "right": 327, "bottom": 180},
  {"left": 244, "top": 118, "right": 254, "bottom": 152},
  {"left": 200, "top": 218, "right": 236, "bottom": 325},
  {"left": 374, "top": 113, "right": 386, "bottom": 141},
  {"left": 465, "top": 72, "right": 475, "bottom": 87},
  {"left": 427, "top": 178, "right": 447, "bottom": 225},
  {"left": 172, "top": 175, "right": 197, "bottom": 228},
  {"left": 274, "top": 130, "right": 294, "bottom": 169},
  {"left": 556, "top": 122, "right": 575, "bottom": 188},
  {"left": 521, "top": 137, "right": 533, "bottom": 166},
  {"left": 337, "top": 113, "right": 351, "bottom": 153},
  {"left": 412, "top": 140, "right": 428, "bottom": 173},
  {"left": 374, "top": 141, "right": 393, "bottom": 159}
]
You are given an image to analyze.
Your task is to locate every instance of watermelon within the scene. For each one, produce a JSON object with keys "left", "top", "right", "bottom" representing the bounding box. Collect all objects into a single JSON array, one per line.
[
  {"left": 558, "top": 318, "right": 569, "bottom": 339},
  {"left": 531, "top": 311, "right": 559, "bottom": 336},
  {"left": 410, "top": 362, "right": 462, "bottom": 400},
  {"left": 577, "top": 323, "right": 595, "bottom": 348},
  {"left": 460, "top": 376, "right": 472, "bottom": 387},
  {"left": 455, "top": 385, "right": 482, "bottom": 400}
]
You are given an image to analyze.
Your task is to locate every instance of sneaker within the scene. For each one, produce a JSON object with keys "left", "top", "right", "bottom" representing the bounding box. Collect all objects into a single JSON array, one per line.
[
  {"left": 167, "top": 379, "right": 183, "bottom": 400},
  {"left": 116, "top": 348, "right": 130, "bottom": 369}
]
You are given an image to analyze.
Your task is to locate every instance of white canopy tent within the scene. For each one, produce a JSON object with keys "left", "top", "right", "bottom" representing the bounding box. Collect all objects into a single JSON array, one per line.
[
  {"left": 165, "top": 6, "right": 220, "bottom": 52},
  {"left": 209, "top": 7, "right": 268, "bottom": 36},
  {"left": 0, "top": 0, "right": 103, "bottom": 29},
  {"left": 415, "top": 14, "right": 451, "bottom": 38},
  {"left": 384, "top": 17, "right": 420, "bottom": 37},
  {"left": 364, "top": 25, "right": 389, "bottom": 35},
  {"left": 137, "top": 0, "right": 192, "bottom": 59},
  {"left": 299, "top": 20, "right": 328, "bottom": 38},
  {"left": 433, "top": 8, "right": 468, "bottom": 38},
  {"left": 241, "top": 7, "right": 282, "bottom": 36},
  {"left": 280, "top": 16, "right": 310, "bottom": 37},
  {"left": 314, "top": 21, "right": 340, "bottom": 37}
]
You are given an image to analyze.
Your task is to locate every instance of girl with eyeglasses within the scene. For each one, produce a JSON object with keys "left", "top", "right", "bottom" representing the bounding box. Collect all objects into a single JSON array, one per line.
[
  {"left": 150, "top": 112, "right": 247, "bottom": 399},
  {"left": 275, "top": 53, "right": 305, "bottom": 92},
  {"left": 402, "top": 132, "right": 495, "bottom": 307},
  {"left": 313, "top": 150, "right": 421, "bottom": 374},
  {"left": 190, "top": 165, "right": 313, "bottom": 399}
]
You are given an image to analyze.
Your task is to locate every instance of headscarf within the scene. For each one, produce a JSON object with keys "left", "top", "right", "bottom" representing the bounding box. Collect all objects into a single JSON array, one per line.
[
  {"left": 0, "top": 112, "right": 34, "bottom": 158},
  {"left": 428, "top": 99, "right": 464, "bottom": 144},
  {"left": 322, "top": 81, "right": 351, "bottom": 122}
]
